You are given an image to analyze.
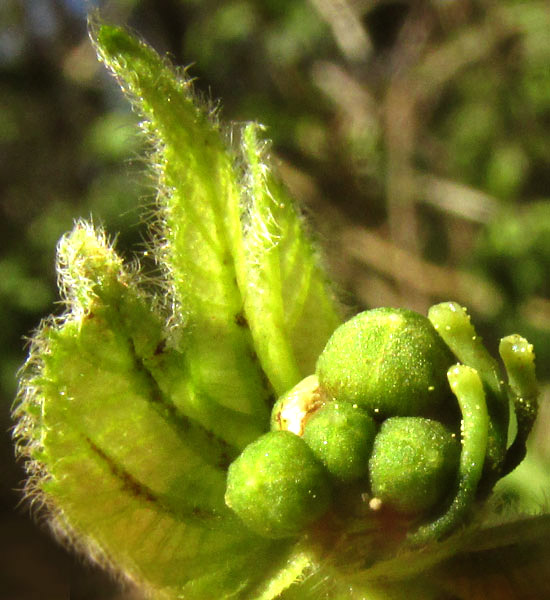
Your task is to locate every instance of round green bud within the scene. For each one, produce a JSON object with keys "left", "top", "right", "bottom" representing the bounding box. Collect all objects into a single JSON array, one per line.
[
  {"left": 225, "top": 431, "right": 332, "bottom": 538},
  {"left": 302, "top": 402, "right": 376, "bottom": 482},
  {"left": 368, "top": 417, "right": 460, "bottom": 515},
  {"left": 316, "top": 308, "right": 455, "bottom": 418}
]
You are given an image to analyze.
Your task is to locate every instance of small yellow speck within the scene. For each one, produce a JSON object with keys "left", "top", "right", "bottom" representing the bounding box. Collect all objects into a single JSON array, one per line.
[{"left": 369, "top": 498, "right": 383, "bottom": 511}]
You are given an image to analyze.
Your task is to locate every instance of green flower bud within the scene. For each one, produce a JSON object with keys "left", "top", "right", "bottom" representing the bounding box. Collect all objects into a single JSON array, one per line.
[
  {"left": 302, "top": 402, "right": 376, "bottom": 482},
  {"left": 316, "top": 308, "right": 455, "bottom": 418},
  {"left": 225, "top": 431, "right": 332, "bottom": 539},
  {"left": 368, "top": 417, "right": 460, "bottom": 515}
]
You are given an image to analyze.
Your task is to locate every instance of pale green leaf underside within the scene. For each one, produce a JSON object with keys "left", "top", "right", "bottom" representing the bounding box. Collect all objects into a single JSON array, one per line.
[{"left": 16, "top": 225, "right": 291, "bottom": 599}]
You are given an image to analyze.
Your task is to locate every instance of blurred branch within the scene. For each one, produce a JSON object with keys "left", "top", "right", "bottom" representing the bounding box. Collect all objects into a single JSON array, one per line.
[
  {"left": 521, "top": 297, "right": 550, "bottom": 333},
  {"left": 382, "top": 3, "right": 433, "bottom": 312},
  {"left": 311, "top": 60, "right": 379, "bottom": 130},
  {"left": 343, "top": 226, "right": 503, "bottom": 317},
  {"left": 418, "top": 175, "right": 499, "bottom": 224},
  {"left": 384, "top": 79, "right": 427, "bottom": 311},
  {"left": 413, "top": 11, "right": 515, "bottom": 108},
  {"left": 308, "top": 0, "right": 372, "bottom": 62}
]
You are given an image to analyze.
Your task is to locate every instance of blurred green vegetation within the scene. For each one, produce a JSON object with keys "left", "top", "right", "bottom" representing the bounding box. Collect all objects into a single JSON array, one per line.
[{"left": 1, "top": 0, "right": 550, "bottom": 597}]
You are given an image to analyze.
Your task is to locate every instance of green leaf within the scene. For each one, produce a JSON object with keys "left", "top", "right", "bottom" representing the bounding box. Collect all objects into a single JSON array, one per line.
[
  {"left": 92, "top": 24, "right": 342, "bottom": 406},
  {"left": 93, "top": 24, "right": 272, "bottom": 424},
  {"left": 15, "top": 22, "right": 345, "bottom": 600},
  {"left": 236, "top": 124, "right": 342, "bottom": 395},
  {"left": 275, "top": 515, "right": 550, "bottom": 599},
  {"left": 15, "top": 223, "right": 284, "bottom": 599}
]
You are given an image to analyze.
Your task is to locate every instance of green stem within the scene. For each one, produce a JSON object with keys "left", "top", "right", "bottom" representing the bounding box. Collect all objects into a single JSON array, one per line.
[
  {"left": 409, "top": 365, "right": 488, "bottom": 545},
  {"left": 499, "top": 334, "right": 539, "bottom": 474},
  {"left": 428, "top": 301, "right": 508, "bottom": 480}
]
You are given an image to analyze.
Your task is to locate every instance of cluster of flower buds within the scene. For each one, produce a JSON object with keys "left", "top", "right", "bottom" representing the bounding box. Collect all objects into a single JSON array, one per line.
[{"left": 225, "top": 303, "right": 538, "bottom": 545}]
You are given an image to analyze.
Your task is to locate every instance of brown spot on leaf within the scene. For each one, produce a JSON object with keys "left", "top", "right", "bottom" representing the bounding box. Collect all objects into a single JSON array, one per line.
[
  {"left": 234, "top": 311, "right": 248, "bottom": 328},
  {"left": 154, "top": 339, "right": 167, "bottom": 355}
]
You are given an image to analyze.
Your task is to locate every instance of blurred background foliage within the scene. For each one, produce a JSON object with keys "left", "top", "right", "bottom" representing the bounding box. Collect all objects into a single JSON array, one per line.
[{"left": 1, "top": 0, "right": 550, "bottom": 597}]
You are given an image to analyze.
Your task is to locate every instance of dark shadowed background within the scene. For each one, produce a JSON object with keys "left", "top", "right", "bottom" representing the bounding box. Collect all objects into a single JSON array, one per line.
[{"left": 1, "top": 0, "right": 550, "bottom": 597}]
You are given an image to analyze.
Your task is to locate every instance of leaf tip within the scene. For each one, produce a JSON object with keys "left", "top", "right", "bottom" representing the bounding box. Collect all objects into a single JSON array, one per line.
[{"left": 89, "top": 18, "right": 147, "bottom": 71}]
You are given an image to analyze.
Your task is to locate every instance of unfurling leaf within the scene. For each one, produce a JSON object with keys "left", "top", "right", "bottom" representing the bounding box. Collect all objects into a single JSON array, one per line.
[{"left": 14, "top": 23, "right": 342, "bottom": 600}]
